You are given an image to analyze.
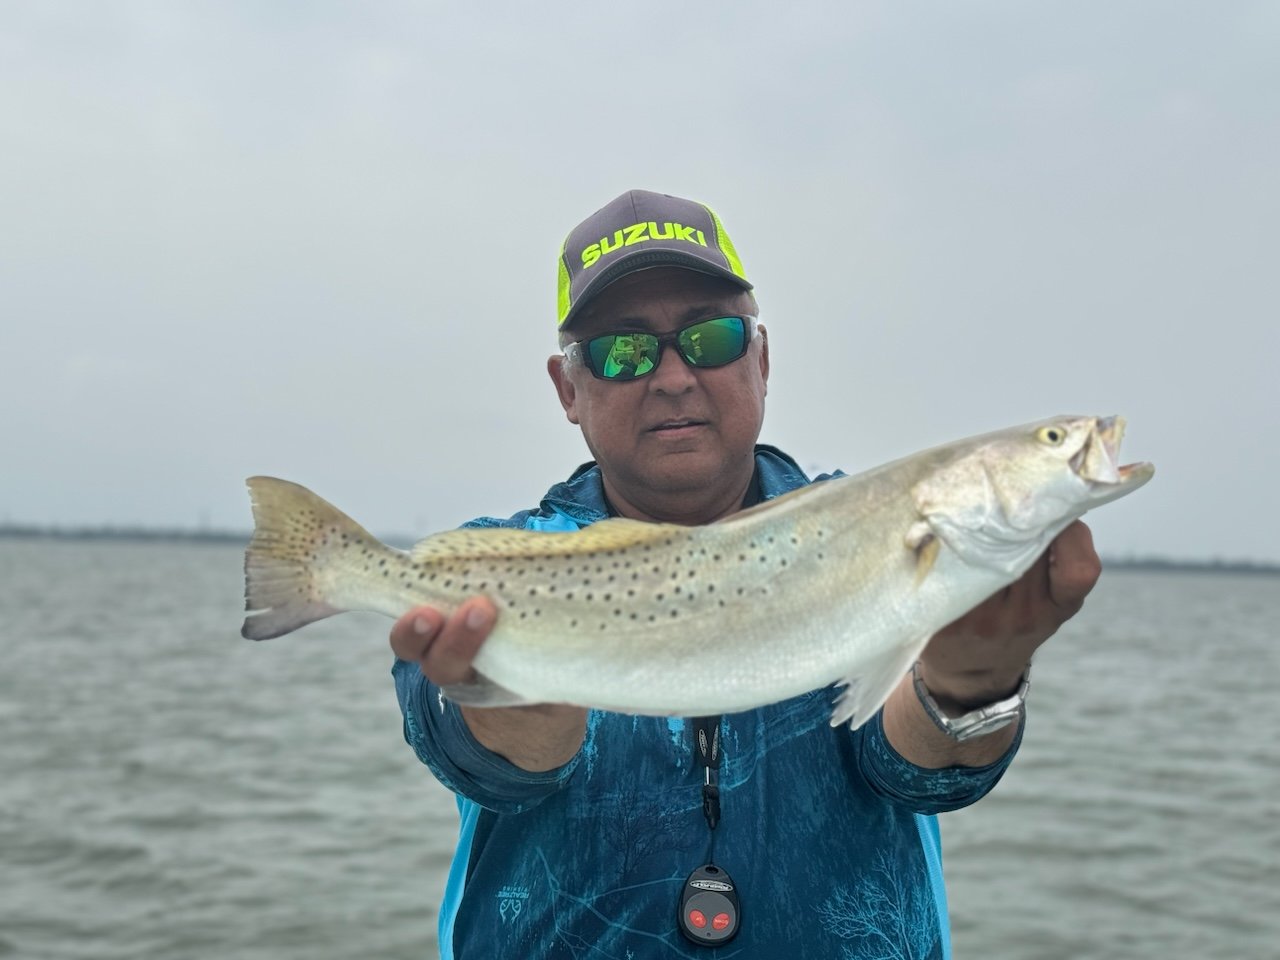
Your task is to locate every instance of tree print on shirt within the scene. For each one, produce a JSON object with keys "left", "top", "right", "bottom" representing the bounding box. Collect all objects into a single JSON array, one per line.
[{"left": 816, "top": 850, "right": 939, "bottom": 960}]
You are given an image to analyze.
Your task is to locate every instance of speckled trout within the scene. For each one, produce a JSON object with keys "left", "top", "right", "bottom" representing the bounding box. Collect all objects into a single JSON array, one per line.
[{"left": 242, "top": 415, "right": 1152, "bottom": 729}]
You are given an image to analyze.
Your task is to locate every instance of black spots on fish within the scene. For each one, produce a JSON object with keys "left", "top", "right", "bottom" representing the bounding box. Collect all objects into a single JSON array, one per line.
[
  {"left": 520, "top": 611, "right": 527, "bottom": 619},
  {"left": 707, "top": 584, "right": 715, "bottom": 593},
  {"left": 670, "top": 609, "right": 679, "bottom": 618},
  {"left": 379, "top": 559, "right": 387, "bottom": 567},
  {"left": 670, "top": 572, "right": 679, "bottom": 581},
  {"left": 570, "top": 619, "right": 578, "bottom": 628},
  {"left": 418, "top": 571, "right": 426, "bottom": 580}
]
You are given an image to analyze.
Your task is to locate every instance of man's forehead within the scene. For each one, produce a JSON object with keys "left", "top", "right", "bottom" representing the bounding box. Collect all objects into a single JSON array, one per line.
[{"left": 570, "top": 268, "right": 752, "bottom": 332}]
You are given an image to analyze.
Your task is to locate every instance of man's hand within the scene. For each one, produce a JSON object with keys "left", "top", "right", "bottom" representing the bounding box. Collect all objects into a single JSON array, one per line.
[
  {"left": 390, "top": 598, "right": 588, "bottom": 772},
  {"left": 883, "top": 521, "right": 1101, "bottom": 768},
  {"left": 919, "top": 520, "right": 1102, "bottom": 712}
]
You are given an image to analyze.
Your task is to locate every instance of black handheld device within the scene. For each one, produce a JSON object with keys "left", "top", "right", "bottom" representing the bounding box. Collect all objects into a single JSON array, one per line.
[{"left": 678, "top": 863, "right": 740, "bottom": 944}]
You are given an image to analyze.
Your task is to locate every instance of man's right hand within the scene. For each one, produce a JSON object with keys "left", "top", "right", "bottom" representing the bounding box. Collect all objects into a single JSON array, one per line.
[{"left": 390, "top": 599, "right": 588, "bottom": 773}]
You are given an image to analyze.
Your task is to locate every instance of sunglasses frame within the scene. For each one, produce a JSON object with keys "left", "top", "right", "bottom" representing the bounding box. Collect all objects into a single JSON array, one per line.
[{"left": 566, "top": 315, "right": 758, "bottom": 382}]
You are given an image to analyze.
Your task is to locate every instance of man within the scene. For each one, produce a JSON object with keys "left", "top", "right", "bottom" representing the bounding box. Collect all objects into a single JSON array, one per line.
[{"left": 390, "top": 190, "right": 1100, "bottom": 958}]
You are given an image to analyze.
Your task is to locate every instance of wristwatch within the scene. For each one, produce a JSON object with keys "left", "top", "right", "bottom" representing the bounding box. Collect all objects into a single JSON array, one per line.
[{"left": 911, "top": 661, "right": 1031, "bottom": 742}]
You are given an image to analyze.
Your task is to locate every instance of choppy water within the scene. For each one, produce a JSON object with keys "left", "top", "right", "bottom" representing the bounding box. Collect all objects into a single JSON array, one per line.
[{"left": 1, "top": 540, "right": 1276, "bottom": 959}]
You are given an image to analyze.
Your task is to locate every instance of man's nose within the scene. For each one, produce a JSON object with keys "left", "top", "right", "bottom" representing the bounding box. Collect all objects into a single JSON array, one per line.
[{"left": 648, "top": 343, "right": 697, "bottom": 394}]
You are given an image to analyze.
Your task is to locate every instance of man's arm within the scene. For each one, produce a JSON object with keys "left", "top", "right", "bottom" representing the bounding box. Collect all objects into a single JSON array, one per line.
[
  {"left": 390, "top": 597, "right": 588, "bottom": 773},
  {"left": 881, "top": 520, "right": 1102, "bottom": 768}
]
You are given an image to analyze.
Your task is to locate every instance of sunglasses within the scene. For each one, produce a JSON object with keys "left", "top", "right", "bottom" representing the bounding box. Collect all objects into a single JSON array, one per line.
[{"left": 567, "top": 316, "right": 757, "bottom": 382}]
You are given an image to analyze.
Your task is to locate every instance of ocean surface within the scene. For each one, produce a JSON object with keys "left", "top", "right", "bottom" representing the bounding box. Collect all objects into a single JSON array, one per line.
[{"left": 1, "top": 539, "right": 1276, "bottom": 959}]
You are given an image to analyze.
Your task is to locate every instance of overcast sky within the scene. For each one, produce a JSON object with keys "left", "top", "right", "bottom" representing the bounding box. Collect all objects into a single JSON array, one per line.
[{"left": 1, "top": 2, "right": 1276, "bottom": 563}]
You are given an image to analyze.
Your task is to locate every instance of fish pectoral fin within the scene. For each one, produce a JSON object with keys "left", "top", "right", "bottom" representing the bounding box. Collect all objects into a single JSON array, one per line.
[
  {"left": 829, "top": 639, "right": 931, "bottom": 731},
  {"left": 440, "top": 673, "right": 535, "bottom": 709},
  {"left": 905, "top": 521, "right": 940, "bottom": 587}
]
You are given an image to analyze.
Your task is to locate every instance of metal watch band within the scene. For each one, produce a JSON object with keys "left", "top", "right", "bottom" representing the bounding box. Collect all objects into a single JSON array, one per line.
[{"left": 911, "top": 661, "right": 1031, "bottom": 742}]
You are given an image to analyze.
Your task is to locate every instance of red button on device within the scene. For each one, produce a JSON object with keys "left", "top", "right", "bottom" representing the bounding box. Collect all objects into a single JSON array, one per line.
[
  {"left": 689, "top": 910, "right": 707, "bottom": 929},
  {"left": 712, "top": 913, "right": 731, "bottom": 930}
]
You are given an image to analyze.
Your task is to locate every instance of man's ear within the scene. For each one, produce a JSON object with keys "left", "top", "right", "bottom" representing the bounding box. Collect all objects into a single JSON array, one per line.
[
  {"left": 547, "top": 354, "right": 581, "bottom": 424},
  {"left": 756, "top": 324, "right": 770, "bottom": 396}
]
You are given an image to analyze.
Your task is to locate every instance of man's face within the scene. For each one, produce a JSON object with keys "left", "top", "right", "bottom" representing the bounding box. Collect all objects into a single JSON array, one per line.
[{"left": 547, "top": 268, "right": 769, "bottom": 522}]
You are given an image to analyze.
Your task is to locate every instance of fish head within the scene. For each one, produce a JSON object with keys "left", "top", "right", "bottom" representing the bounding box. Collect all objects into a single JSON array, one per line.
[{"left": 912, "top": 415, "right": 1154, "bottom": 577}]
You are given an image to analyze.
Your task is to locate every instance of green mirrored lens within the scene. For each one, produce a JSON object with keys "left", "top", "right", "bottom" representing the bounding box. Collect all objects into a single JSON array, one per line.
[
  {"left": 589, "top": 333, "right": 658, "bottom": 379},
  {"left": 677, "top": 317, "right": 746, "bottom": 367}
]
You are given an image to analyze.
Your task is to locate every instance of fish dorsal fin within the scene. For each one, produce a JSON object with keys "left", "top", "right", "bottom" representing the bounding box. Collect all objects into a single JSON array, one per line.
[{"left": 409, "top": 516, "right": 678, "bottom": 562}]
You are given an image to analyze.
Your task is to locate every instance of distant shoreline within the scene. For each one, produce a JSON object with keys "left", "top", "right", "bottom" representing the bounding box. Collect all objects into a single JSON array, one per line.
[{"left": 1, "top": 525, "right": 1276, "bottom": 575}]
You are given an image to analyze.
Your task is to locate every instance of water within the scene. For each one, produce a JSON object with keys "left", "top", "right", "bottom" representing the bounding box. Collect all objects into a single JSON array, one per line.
[{"left": 1, "top": 540, "right": 1276, "bottom": 958}]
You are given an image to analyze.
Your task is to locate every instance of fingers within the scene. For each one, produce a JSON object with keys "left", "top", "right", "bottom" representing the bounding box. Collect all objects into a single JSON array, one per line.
[
  {"left": 1047, "top": 520, "right": 1101, "bottom": 614},
  {"left": 389, "top": 597, "right": 498, "bottom": 687}
]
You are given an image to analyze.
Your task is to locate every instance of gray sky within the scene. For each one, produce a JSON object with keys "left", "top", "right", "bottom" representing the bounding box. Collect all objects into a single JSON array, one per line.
[{"left": 2, "top": 2, "right": 1276, "bottom": 562}]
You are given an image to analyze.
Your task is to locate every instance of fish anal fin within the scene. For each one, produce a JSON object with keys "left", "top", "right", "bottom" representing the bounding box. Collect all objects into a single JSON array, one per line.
[
  {"left": 441, "top": 673, "right": 535, "bottom": 708},
  {"left": 829, "top": 639, "right": 931, "bottom": 731}
]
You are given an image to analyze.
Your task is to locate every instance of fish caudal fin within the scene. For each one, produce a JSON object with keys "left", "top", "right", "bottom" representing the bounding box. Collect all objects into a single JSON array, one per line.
[
  {"left": 829, "top": 639, "right": 929, "bottom": 730},
  {"left": 241, "top": 476, "right": 375, "bottom": 641}
]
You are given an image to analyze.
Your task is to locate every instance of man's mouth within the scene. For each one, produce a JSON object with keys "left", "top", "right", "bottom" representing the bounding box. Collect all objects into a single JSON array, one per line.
[{"left": 648, "top": 418, "right": 708, "bottom": 434}]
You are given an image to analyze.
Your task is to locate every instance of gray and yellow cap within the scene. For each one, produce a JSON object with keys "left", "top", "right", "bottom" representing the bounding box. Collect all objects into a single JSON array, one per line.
[{"left": 556, "top": 189, "right": 752, "bottom": 329}]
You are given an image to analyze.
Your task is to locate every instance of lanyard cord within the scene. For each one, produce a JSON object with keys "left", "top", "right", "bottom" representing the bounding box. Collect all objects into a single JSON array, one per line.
[{"left": 693, "top": 715, "right": 722, "bottom": 833}]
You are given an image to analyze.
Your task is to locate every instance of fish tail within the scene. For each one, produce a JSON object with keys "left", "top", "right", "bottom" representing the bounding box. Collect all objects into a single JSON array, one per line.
[{"left": 241, "top": 476, "right": 381, "bottom": 641}]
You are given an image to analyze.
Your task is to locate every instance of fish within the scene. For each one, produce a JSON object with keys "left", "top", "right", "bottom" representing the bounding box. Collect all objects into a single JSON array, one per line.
[{"left": 241, "top": 414, "right": 1153, "bottom": 729}]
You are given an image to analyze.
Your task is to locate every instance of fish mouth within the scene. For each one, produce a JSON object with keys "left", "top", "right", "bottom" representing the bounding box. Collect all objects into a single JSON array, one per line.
[{"left": 1071, "top": 415, "right": 1155, "bottom": 491}]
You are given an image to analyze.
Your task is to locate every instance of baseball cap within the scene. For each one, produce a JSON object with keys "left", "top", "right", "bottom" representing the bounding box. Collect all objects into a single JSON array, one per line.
[{"left": 556, "top": 189, "right": 753, "bottom": 329}]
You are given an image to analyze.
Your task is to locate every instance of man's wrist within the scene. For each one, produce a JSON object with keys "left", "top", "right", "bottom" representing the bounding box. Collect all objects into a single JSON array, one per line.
[{"left": 914, "top": 662, "right": 1029, "bottom": 715}]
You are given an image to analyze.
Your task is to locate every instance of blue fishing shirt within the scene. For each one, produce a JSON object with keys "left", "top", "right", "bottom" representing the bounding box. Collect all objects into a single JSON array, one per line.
[{"left": 392, "top": 446, "right": 1022, "bottom": 959}]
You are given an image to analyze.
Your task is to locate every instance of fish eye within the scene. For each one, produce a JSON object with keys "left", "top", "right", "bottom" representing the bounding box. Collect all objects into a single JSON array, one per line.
[{"left": 1037, "top": 425, "right": 1068, "bottom": 446}]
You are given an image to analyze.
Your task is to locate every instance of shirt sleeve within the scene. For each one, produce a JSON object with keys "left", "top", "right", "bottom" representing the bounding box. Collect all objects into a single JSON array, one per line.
[
  {"left": 391, "top": 657, "right": 581, "bottom": 814},
  {"left": 852, "top": 709, "right": 1024, "bottom": 814}
]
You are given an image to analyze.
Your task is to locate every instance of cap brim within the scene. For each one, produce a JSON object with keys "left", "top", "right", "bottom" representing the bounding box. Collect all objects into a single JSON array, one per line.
[{"left": 559, "top": 250, "right": 754, "bottom": 330}]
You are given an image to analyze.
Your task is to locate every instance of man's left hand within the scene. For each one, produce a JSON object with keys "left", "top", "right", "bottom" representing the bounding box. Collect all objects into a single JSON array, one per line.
[{"left": 916, "top": 520, "right": 1101, "bottom": 712}]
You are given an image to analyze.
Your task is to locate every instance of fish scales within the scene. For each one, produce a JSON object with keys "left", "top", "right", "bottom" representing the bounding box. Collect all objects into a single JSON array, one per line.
[{"left": 242, "top": 415, "right": 1153, "bottom": 728}]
